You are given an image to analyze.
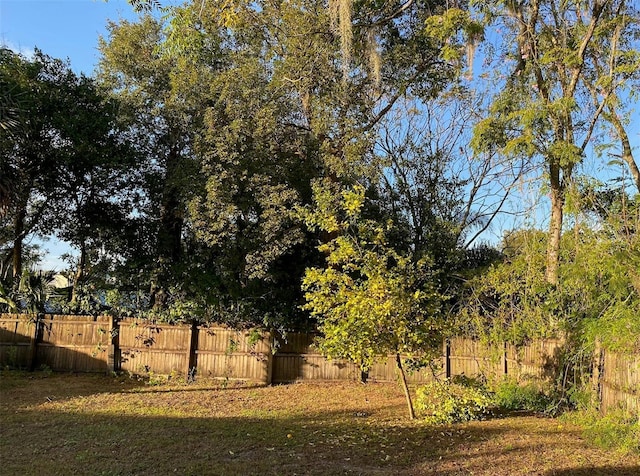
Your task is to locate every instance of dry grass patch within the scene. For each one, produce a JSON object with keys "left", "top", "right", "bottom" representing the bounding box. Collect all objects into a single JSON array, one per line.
[{"left": 1, "top": 371, "right": 638, "bottom": 475}]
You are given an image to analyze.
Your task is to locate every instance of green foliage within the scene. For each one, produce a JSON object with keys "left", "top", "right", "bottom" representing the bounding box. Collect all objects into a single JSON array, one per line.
[
  {"left": 142, "top": 370, "right": 184, "bottom": 386},
  {"left": 0, "top": 270, "right": 64, "bottom": 314},
  {"left": 458, "top": 199, "right": 640, "bottom": 354},
  {"left": 0, "top": 46, "right": 138, "bottom": 310},
  {"left": 563, "top": 409, "right": 640, "bottom": 454},
  {"left": 456, "top": 185, "right": 639, "bottom": 420},
  {"left": 302, "top": 184, "right": 444, "bottom": 372},
  {"left": 455, "top": 229, "right": 557, "bottom": 346},
  {"left": 491, "top": 378, "right": 552, "bottom": 413},
  {"left": 470, "top": 0, "right": 640, "bottom": 283},
  {"left": 415, "top": 378, "right": 493, "bottom": 424}
]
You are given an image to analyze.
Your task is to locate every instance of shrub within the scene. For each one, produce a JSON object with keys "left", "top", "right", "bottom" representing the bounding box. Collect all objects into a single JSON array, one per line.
[
  {"left": 564, "top": 409, "right": 640, "bottom": 454},
  {"left": 491, "top": 378, "right": 552, "bottom": 413},
  {"left": 415, "top": 378, "right": 493, "bottom": 424}
]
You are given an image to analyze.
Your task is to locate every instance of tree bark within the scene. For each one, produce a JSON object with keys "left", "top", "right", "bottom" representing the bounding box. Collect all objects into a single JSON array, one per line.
[
  {"left": 12, "top": 205, "right": 27, "bottom": 285},
  {"left": 395, "top": 352, "right": 415, "bottom": 420},
  {"left": 608, "top": 107, "right": 640, "bottom": 194},
  {"left": 546, "top": 162, "right": 564, "bottom": 286},
  {"left": 71, "top": 240, "right": 87, "bottom": 308}
]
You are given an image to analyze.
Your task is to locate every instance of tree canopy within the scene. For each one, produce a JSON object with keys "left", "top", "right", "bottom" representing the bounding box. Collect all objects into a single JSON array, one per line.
[{"left": 1, "top": 2, "right": 638, "bottom": 417}]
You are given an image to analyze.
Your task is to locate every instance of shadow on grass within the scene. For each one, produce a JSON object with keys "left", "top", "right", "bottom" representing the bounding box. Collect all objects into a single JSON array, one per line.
[
  {"left": 0, "top": 369, "right": 146, "bottom": 407},
  {"left": 1, "top": 374, "right": 638, "bottom": 476},
  {"left": 0, "top": 405, "right": 507, "bottom": 475}
]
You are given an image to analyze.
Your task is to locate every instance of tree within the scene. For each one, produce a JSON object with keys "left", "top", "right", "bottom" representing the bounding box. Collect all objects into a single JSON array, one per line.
[
  {"left": 0, "top": 48, "right": 137, "bottom": 305},
  {"left": 374, "top": 93, "right": 528, "bottom": 266},
  {"left": 0, "top": 48, "right": 23, "bottom": 216},
  {"left": 472, "top": 0, "right": 640, "bottom": 284},
  {"left": 301, "top": 185, "right": 444, "bottom": 419},
  {"left": 458, "top": 184, "right": 640, "bottom": 405},
  {"left": 98, "top": 15, "right": 204, "bottom": 310}
]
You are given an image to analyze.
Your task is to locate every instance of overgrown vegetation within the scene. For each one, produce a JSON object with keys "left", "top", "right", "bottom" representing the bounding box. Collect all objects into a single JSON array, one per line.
[
  {"left": 564, "top": 409, "right": 640, "bottom": 454},
  {"left": 1, "top": 0, "right": 639, "bottom": 448},
  {"left": 490, "top": 378, "right": 553, "bottom": 414},
  {"left": 415, "top": 377, "right": 493, "bottom": 424}
]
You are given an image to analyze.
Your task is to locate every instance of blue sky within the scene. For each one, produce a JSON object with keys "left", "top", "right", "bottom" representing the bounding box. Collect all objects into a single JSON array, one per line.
[
  {"left": 0, "top": 0, "right": 144, "bottom": 75},
  {"left": 0, "top": 0, "right": 145, "bottom": 269},
  {"left": 1, "top": 1, "right": 638, "bottom": 269}
]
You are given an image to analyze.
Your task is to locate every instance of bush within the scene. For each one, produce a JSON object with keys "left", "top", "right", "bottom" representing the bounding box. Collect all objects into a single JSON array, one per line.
[
  {"left": 564, "top": 409, "right": 640, "bottom": 454},
  {"left": 491, "top": 378, "right": 552, "bottom": 413},
  {"left": 415, "top": 378, "right": 493, "bottom": 424}
]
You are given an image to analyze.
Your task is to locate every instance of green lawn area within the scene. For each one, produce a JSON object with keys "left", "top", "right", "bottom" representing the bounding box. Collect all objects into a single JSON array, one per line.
[{"left": 0, "top": 371, "right": 638, "bottom": 475}]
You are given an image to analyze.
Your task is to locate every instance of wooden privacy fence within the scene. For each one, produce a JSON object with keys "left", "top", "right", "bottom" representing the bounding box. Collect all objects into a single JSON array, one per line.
[
  {"left": 0, "top": 314, "right": 637, "bottom": 415},
  {"left": 0, "top": 314, "right": 112, "bottom": 372},
  {"left": 592, "top": 345, "right": 640, "bottom": 416},
  {"left": 117, "top": 319, "right": 272, "bottom": 383},
  {"left": 271, "top": 331, "right": 437, "bottom": 384},
  {"left": 0, "top": 314, "right": 272, "bottom": 383},
  {"left": 447, "top": 337, "right": 564, "bottom": 383}
]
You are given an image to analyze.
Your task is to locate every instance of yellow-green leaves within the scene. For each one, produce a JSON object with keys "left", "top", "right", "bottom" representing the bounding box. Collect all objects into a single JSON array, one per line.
[
  {"left": 424, "top": 8, "right": 484, "bottom": 70},
  {"left": 341, "top": 184, "right": 365, "bottom": 220},
  {"left": 302, "top": 184, "right": 444, "bottom": 372}
]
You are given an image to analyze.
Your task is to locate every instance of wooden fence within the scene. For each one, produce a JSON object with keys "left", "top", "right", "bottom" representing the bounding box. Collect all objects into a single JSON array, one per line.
[
  {"left": 447, "top": 337, "right": 564, "bottom": 384},
  {"left": 0, "top": 314, "right": 111, "bottom": 372},
  {"left": 594, "top": 346, "right": 639, "bottom": 416},
  {"left": 271, "top": 331, "right": 438, "bottom": 384},
  {"left": 0, "top": 314, "right": 637, "bottom": 415}
]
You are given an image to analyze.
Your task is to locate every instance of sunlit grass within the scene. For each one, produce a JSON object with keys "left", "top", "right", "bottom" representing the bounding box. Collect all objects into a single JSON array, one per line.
[{"left": 1, "top": 371, "right": 639, "bottom": 475}]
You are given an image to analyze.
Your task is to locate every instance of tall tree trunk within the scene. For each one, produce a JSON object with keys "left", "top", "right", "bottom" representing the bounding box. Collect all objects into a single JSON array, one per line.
[
  {"left": 12, "top": 205, "right": 27, "bottom": 286},
  {"left": 608, "top": 107, "right": 640, "bottom": 193},
  {"left": 395, "top": 352, "right": 415, "bottom": 420},
  {"left": 159, "top": 187, "right": 184, "bottom": 263},
  {"left": 151, "top": 145, "right": 184, "bottom": 311},
  {"left": 546, "top": 162, "right": 564, "bottom": 286}
]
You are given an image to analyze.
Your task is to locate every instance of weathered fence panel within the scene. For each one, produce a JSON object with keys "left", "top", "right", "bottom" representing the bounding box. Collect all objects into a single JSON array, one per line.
[
  {"left": 0, "top": 314, "right": 109, "bottom": 372},
  {"left": 272, "top": 332, "right": 359, "bottom": 383},
  {"left": 448, "top": 337, "right": 504, "bottom": 382},
  {"left": 272, "top": 332, "right": 440, "bottom": 383},
  {"left": 0, "top": 315, "right": 35, "bottom": 369},
  {"left": 0, "top": 314, "right": 637, "bottom": 416},
  {"left": 507, "top": 339, "right": 563, "bottom": 381},
  {"left": 368, "top": 355, "right": 441, "bottom": 384},
  {"left": 37, "top": 315, "right": 110, "bottom": 372},
  {"left": 600, "top": 351, "right": 640, "bottom": 415},
  {"left": 194, "top": 326, "right": 272, "bottom": 384},
  {"left": 118, "top": 319, "right": 190, "bottom": 375}
]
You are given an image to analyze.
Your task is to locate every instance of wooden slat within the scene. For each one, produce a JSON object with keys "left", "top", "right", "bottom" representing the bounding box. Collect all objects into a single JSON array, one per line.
[{"left": 1, "top": 314, "right": 638, "bottom": 416}]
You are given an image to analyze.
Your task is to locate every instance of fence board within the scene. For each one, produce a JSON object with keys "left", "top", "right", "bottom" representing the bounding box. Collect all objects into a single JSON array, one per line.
[
  {"left": 0, "top": 314, "right": 638, "bottom": 416},
  {"left": 508, "top": 339, "right": 563, "bottom": 382},
  {"left": 368, "top": 355, "right": 441, "bottom": 384},
  {"left": 36, "top": 315, "right": 110, "bottom": 372},
  {"left": 195, "top": 326, "right": 271, "bottom": 383},
  {"left": 0, "top": 315, "right": 35, "bottom": 368},
  {"left": 449, "top": 338, "right": 504, "bottom": 382},
  {"left": 272, "top": 332, "right": 358, "bottom": 382},
  {"left": 600, "top": 351, "right": 639, "bottom": 415},
  {"left": 118, "top": 319, "right": 190, "bottom": 375}
]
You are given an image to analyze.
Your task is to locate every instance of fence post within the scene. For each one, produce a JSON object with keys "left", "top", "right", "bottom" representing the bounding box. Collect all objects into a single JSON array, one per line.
[
  {"left": 443, "top": 339, "right": 451, "bottom": 379},
  {"left": 265, "top": 330, "right": 273, "bottom": 385},
  {"left": 186, "top": 320, "right": 199, "bottom": 381},
  {"left": 27, "top": 314, "right": 43, "bottom": 371},
  {"left": 503, "top": 342, "right": 508, "bottom": 376},
  {"left": 591, "top": 337, "right": 604, "bottom": 412},
  {"left": 107, "top": 315, "right": 120, "bottom": 373}
]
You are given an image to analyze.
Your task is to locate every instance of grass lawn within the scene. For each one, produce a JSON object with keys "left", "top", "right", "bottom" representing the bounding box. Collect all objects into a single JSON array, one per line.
[{"left": 0, "top": 371, "right": 638, "bottom": 475}]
